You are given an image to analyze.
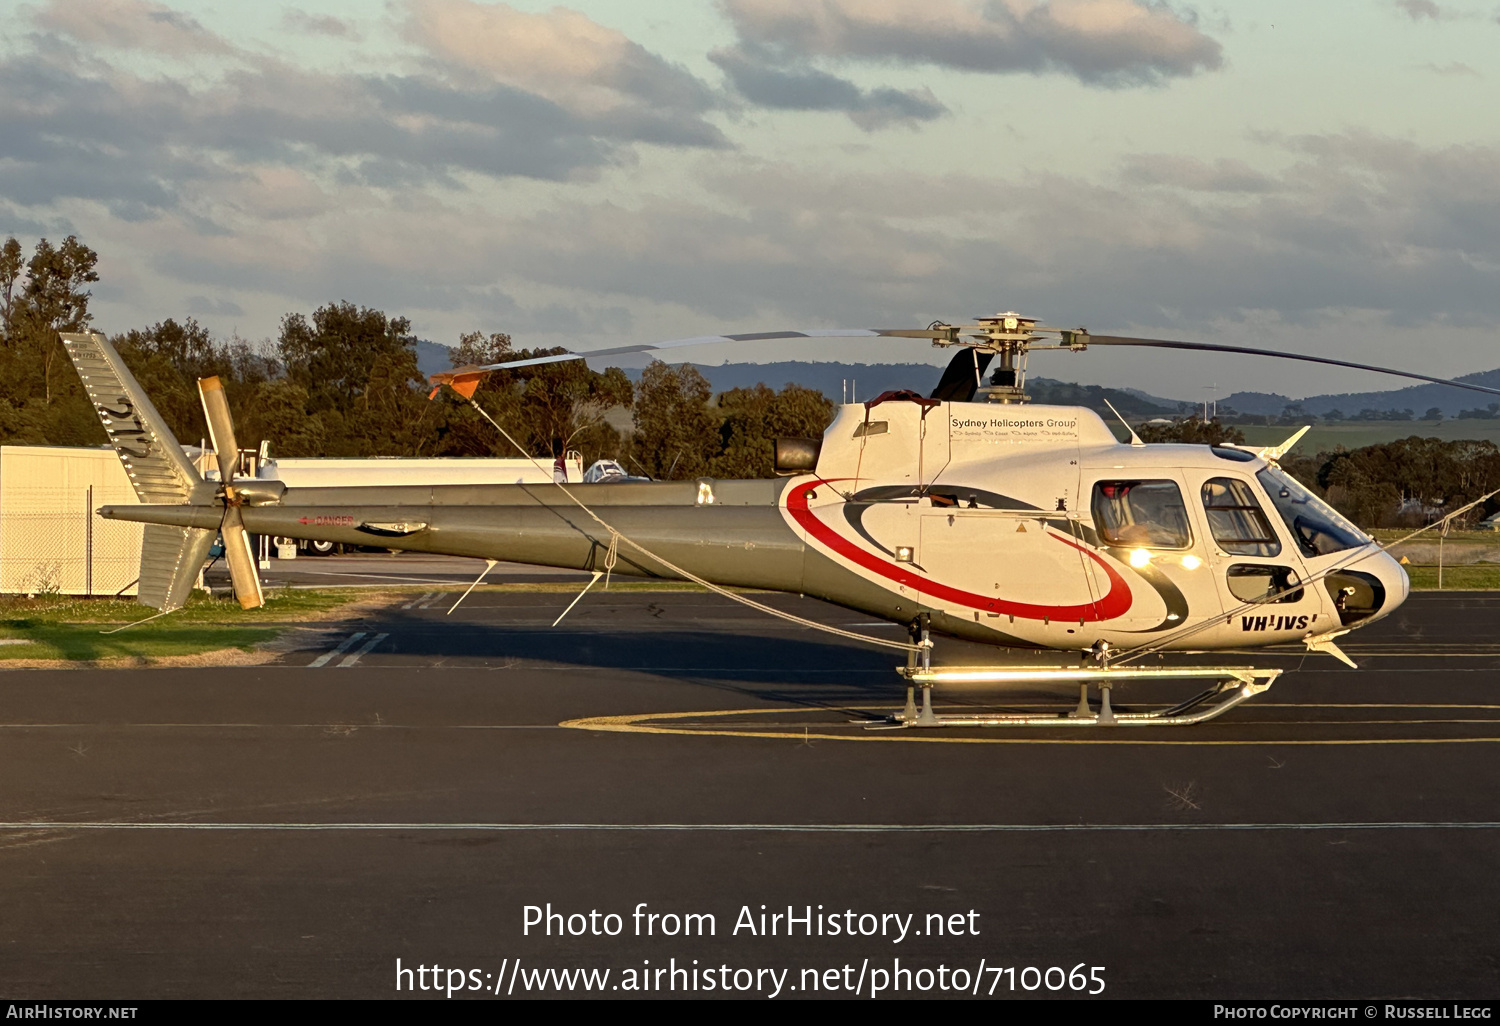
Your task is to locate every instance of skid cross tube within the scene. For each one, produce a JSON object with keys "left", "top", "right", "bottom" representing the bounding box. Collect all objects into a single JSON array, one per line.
[{"left": 892, "top": 666, "right": 1281, "bottom": 727}]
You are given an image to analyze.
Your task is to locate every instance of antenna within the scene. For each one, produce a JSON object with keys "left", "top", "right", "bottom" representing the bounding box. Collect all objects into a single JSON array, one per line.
[{"left": 1102, "top": 397, "right": 1145, "bottom": 447}]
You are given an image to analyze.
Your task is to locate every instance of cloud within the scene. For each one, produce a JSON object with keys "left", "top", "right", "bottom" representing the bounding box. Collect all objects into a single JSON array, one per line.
[
  {"left": 0, "top": 2, "right": 734, "bottom": 221},
  {"left": 422, "top": 132, "right": 1500, "bottom": 333},
  {"left": 709, "top": 45, "right": 947, "bottom": 129},
  {"left": 50, "top": 125, "right": 1500, "bottom": 403},
  {"left": 402, "top": 0, "right": 722, "bottom": 134},
  {"left": 1119, "top": 155, "right": 1280, "bottom": 192},
  {"left": 6, "top": 2, "right": 1495, "bottom": 388},
  {"left": 0, "top": 51, "right": 616, "bottom": 211},
  {"left": 1394, "top": 0, "right": 1444, "bottom": 19},
  {"left": 79, "top": 129, "right": 1500, "bottom": 353},
  {"left": 720, "top": 0, "right": 1224, "bottom": 85},
  {"left": 1420, "top": 61, "right": 1479, "bottom": 76},
  {"left": 186, "top": 295, "right": 244, "bottom": 317},
  {"left": 31, "top": 0, "right": 233, "bottom": 54},
  {"left": 281, "top": 9, "right": 360, "bottom": 39}
]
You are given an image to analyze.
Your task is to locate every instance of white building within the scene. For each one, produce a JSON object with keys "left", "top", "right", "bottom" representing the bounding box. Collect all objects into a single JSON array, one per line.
[
  {"left": 0, "top": 445, "right": 586, "bottom": 591},
  {"left": 0, "top": 446, "right": 143, "bottom": 596}
]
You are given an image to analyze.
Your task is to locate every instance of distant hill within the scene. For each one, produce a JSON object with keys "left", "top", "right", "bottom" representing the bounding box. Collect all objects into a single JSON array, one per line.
[
  {"left": 1224, "top": 368, "right": 1500, "bottom": 418},
  {"left": 1025, "top": 378, "right": 1184, "bottom": 418},
  {"left": 415, "top": 339, "right": 453, "bottom": 378},
  {"left": 420, "top": 346, "right": 1188, "bottom": 420},
  {"left": 664, "top": 362, "right": 945, "bottom": 402},
  {"left": 626, "top": 361, "right": 1185, "bottom": 416},
  {"left": 1221, "top": 391, "right": 1296, "bottom": 416},
  {"left": 417, "top": 340, "right": 1498, "bottom": 422}
]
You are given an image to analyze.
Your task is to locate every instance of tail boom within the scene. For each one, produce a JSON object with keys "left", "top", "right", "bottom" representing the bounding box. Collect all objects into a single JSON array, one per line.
[{"left": 100, "top": 481, "right": 806, "bottom": 591}]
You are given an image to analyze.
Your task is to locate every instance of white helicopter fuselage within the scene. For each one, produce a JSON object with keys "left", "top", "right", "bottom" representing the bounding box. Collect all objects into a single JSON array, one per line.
[{"left": 780, "top": 399, "right": 1408, "bottom": 652}]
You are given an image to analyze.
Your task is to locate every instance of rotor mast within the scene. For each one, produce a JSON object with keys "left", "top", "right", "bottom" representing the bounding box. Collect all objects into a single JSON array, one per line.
[{"left": 929, "top": 312, "right": 1043, "bottom": 404}]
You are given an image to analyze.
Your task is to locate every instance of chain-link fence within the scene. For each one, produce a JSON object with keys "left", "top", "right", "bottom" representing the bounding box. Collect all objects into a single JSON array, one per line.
[{"left": 0, "top": 486, "right": 144, "bottom": 596}]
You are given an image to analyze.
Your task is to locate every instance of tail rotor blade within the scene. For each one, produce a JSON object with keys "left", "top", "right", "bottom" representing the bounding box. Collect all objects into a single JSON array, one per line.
[
  {"left": 197, "top": 376, "right": 241, "bottom": 483},
  {"left": 221, "top": 509, "right": 264, "bottom": 610}
]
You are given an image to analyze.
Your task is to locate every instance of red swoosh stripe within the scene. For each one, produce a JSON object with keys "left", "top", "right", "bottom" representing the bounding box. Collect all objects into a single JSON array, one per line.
[{"left": 786, "top": 480, "right": 1133, "bottom": 622}]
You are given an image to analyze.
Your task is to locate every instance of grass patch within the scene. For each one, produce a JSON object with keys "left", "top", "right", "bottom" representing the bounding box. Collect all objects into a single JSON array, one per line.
[
  {"left": 0, "top": 589, "right": 358, "bottom": 663},
  {"left": 1369, "top": 529, "right": 1500, "bottom": 544},
  {"left": 1403, "top": 565, "right": 1500, "bottom": 590},
  {"left": 0, "top": 624, "right": 279, "bottom": 662},
  {"left": 0, "top": 589, "right": 353, "bottom": 625}
]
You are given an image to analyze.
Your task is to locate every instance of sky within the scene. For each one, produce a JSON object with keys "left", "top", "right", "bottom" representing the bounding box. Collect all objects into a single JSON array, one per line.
[{"left": 2, "top": 0, "right": 1498, "bottom": 400}]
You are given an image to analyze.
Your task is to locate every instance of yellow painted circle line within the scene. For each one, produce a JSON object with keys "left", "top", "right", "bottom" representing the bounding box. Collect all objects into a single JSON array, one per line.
[{"left": 559, "top": 708, "right": 1500, "bottom": 746}]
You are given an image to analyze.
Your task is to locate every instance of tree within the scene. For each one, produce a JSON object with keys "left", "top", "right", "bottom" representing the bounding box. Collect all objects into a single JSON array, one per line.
[
  {"left": 0, "top": 237, "right": 22, "bottom": 336},
  {"left": 114, "top": 319, "right": 277, "bottom": 444},
  {"left": 711, "top": 382, "right": 835, "bottom": 478},
  {"left": 1424, "top": 407, "right": 1443, "bottom": 423},
  {"left": 278, "top": 302, "right": 427, "bottom": 456},
  {"left": 452, "top": 330, "right": 513, "bottom": 366},
  {"left": 1137, "top": 418, "right": 1247, "bottom": 445},
  {"left": 21, "top": 236, "right": 100, "bottom": 402},
  {"left": 631, "top": 361, "right": 717, "bottom": 479},
  {"left": 0, "top": 236, "right": 100, "bottom": 404},
  {"left": 1317, "top": 436, "right": 1500, "bottom": 527},
  {"left": 433, "top": 331, "right": 633, "bottom": 464},
  {"left": 242, "top": 380, "right": 327, "bottom": 457}
]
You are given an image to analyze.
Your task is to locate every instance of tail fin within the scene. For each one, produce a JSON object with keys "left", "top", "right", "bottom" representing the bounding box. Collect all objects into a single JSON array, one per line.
[{"left": 61, "top": 332, "right": 217, "bottom": 611}]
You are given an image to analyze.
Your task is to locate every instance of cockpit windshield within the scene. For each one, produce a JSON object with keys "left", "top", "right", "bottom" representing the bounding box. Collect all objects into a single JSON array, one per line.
[{"left": 1256, "top": 466, "right": 1369, "bottom": 558}]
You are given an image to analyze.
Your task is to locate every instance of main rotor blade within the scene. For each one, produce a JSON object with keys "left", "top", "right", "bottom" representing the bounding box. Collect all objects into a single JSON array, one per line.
[
  {"left": 429, "top": 327, "right": 950, "bottom": 392},
  {"left": 197, "top": 376, "right": 240, "bottom": 482},
  {"left": 220, "top": 508, "right": 264, "bottom": 610},
  {"left": 1087, "top": 336, "right": 1500, "bottom": 400}
]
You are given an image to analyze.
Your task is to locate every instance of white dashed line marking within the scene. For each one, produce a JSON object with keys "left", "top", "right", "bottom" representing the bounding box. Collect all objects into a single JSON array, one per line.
[
  {"left": 308, "top": 632, "right": 366, "bottom": 668},
  {"left": 337, "top": 633, "right": 389, "bottom": 668}
]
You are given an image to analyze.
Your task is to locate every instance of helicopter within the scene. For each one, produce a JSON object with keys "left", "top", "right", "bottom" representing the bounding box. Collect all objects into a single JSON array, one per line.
[{"left": 61, "top": 313, "right": 1500, "bottom": 728}]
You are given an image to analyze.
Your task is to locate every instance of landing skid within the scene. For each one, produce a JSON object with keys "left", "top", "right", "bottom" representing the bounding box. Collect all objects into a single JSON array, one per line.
[{"left": 892, "top": 665, "right": 1281, "bottom": 728}]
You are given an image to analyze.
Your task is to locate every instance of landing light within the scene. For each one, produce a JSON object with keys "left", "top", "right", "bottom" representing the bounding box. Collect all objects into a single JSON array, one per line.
[
  {"left": 1129, "top": 549, "right": 1151, "bottom": 568},
  {"left": 895, "top": 546, "right": 915, "bottom": 563},
  {"left": 1181, "top": 555, "right": 1202, "bottom": 570}
]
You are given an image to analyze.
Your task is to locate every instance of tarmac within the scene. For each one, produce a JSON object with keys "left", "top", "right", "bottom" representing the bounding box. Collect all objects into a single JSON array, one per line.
[{"left": 2, "top": 560, "right": 1498, "bottom": 999}]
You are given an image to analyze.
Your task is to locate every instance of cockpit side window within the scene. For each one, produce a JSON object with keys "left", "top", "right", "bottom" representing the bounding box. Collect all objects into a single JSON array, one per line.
[
  {"left": 1090, "top": 480, "right": 1192, "bottom": 549},
  {"left": 1202, "top": 478, "right": 1282, "bottom": 557},
  {"left": 1257, "top": 466, "right": 1369, "bottom": 558}
]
